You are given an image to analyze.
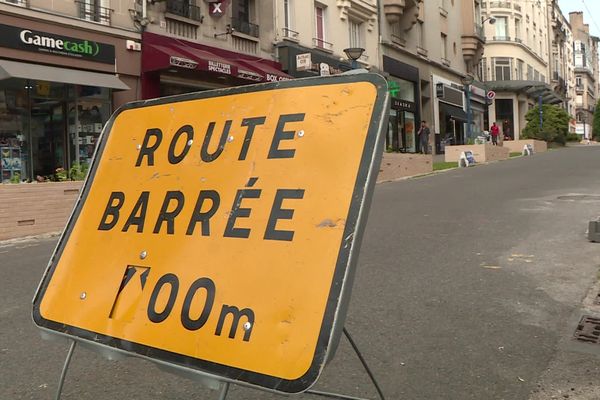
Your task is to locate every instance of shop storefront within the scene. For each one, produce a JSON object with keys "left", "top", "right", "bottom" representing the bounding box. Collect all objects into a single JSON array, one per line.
[
  {"left": 382, "top": 56, "right": 421, "bottom": 153},
  {"left": 433, "top": 78, "right": 467, "bottom": 153},
  {"left": 0, "top": 17, "right": 139, "bottom": 182},
  {"left": 469, "top": 83, "right": 488, "bottom": 138},
  {"left": 142, "top": 32, "right": 291, "bottom": 99}
]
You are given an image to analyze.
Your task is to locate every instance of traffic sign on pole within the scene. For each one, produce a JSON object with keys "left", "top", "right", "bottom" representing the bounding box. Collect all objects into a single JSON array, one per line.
[
  {"left": 487, "top": 90, "right": 496, "bottom": 100},
  {"left": 33, "top": 74, "right": 389, "bottom": 394}
]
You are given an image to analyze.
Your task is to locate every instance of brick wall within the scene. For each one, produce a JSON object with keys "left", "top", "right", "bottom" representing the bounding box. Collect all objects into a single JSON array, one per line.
[{"left": 0, "top": 182, "right": 83, "bottom": 241}]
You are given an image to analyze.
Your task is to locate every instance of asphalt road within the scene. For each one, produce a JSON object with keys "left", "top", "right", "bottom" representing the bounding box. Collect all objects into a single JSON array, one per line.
[{"left": 3, "top": 145, "right": 600, "bottom": 400}]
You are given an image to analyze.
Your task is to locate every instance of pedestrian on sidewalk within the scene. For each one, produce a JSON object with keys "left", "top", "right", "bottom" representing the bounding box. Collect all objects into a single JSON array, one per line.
[
  {"left": 418, "top": 121, "right": 430, "bottom": 154},
  {"left": 490, "top": 122, "right": 500, "bottom": 145}
]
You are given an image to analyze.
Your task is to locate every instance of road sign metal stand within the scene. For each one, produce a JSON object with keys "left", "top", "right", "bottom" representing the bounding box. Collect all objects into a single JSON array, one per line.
[
  {"left": 55, "top": 340, "right": 77, "bottom": 400},
  {"left": 53, "top": 327, "right": 385, "bottom": 400}
]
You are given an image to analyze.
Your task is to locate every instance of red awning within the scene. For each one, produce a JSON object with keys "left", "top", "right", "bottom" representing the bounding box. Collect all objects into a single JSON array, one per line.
[{"left": 142, "top": 32, "right": 291, "bottom": 83}]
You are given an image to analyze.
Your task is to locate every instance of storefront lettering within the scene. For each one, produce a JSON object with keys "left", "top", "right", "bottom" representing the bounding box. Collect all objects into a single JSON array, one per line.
[
  {"left": 19, "top": 29, "right": 98, "bottom": 56},
  {"left": 98, "top": 113, "right": 307, "bottom": 241},
  {"left": 266, "top": 74, "right": 291, "bottom": 82},
  {"left": 208, "top": 60, "right": 232, "bottom": 75}
]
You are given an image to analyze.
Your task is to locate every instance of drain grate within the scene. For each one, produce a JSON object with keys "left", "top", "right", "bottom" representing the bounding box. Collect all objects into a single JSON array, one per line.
[{"left": 573, "top": 316, "right": 600, "bottom": 344}]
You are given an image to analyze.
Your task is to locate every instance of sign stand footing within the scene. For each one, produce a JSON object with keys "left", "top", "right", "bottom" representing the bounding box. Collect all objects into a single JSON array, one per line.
[
  {"left": 54, "top": 340, "right": 77, "bottom": 400},
  {"left": 52, "top": 328, "right": 385, "bottom": 400}
]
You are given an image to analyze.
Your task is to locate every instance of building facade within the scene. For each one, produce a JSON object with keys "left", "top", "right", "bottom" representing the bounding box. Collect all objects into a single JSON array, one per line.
[
  {"left": 140, "top": 0, "right": 290, "bottom": 99},
  {"left": 569, "top": 11, "right": 599, "bottom": 139},
  {"left": 0, "top": 0, "right": 140, "bottom": 182},
  {"left": 480, "top": 0, "right": 565, "bottom": 141}
]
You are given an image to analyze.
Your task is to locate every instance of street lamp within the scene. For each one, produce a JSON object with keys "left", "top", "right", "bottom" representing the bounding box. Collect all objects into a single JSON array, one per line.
[
  {"left": 482, "top": 16, "right": 497, "bottom": 25},
  {"left": 461, "top": 74, "right": 475, "bottom": 144},
  {"left": 343, "top": 47, "right": 365, "bottom": 69}
]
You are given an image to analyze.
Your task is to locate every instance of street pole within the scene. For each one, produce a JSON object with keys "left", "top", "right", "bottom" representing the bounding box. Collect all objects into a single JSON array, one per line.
[
  {"left": 466, "top": 85, "right": 472, "bottom": 144},
  {"left": 539, "top": 94, "right": 543, "bottom": 134}
]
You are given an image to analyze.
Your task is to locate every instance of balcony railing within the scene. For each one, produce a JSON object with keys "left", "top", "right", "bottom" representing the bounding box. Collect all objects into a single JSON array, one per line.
[
  {"left": 166, "top": 0, "right": 202, "bottom": 22},
  {"left": 489, "top": 1, "right": 511, "bottom": 8},
  {"left": 232, "top": 18, "right": 259, "bottom": 38},
  {"left": 312, "top": 37, "right": 333, "bottom": 51},
  {"left": 513, "top": 4, "right": 521, "bottom": 11},
  {"left": 282, "top": 27, "right": 299, "bottom": 40},
  {"left": 76, "top": 0, "right": 111, "bottom": 24},
  {"left": 492, "top": 36, "right": 511, "bottom": 41}
]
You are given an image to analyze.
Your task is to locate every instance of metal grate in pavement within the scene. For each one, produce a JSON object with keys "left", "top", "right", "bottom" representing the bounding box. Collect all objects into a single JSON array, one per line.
[{"left": 573, "top": 315, "right": 600, "bottom": 344}]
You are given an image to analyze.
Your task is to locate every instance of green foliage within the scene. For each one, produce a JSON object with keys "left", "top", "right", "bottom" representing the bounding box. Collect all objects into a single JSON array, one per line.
[
  {"left": 521, "top": 104, "right": 570, "bottom": 145},
  {"left": 509, "top": 152, "right": 522, "bottom": 158},
  {"left": 69, "top": 162, "right": 89, "bottom": 181},
  {"left": 593, "top": 100, "right": 600, "bottom": 140},
  {"left": 433, "top": 162, "right": 457, "bottom": 171},
  {"left": 9, "top": 172, "right": 20, "bottom": 184},
  {"left": 566, "top": 133, "right": 580, "bottom": 142},
  {"left": 54, "top": 167, "right": 68, "bottom": 182}
]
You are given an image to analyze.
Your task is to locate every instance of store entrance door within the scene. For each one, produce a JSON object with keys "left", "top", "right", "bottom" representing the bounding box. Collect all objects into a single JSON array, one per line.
[{"left": 31, "top": 99, "right": 66, "bottom": 179}]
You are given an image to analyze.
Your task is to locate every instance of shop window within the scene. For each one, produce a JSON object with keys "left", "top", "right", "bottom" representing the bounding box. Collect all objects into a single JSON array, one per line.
[
  {"left": 232, "top": 0, "right": 259, "bottom": 37},
  {"left": 76, "top": 0, "right": 112, "bottom": 25}
]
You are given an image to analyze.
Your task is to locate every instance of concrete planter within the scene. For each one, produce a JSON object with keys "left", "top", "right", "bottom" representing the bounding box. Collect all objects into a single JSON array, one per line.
[
  {"left": 444, "top": 144, "right": 509, "bottom": 163},
  {"left": 0, "top": 181, "right": 83, "bottom": 241},
  {"left": 501, "top": 139, "right": 547, "bottom": 153},
  {"left": 378, "top": 152, "right": 433, "bottom": 182}
]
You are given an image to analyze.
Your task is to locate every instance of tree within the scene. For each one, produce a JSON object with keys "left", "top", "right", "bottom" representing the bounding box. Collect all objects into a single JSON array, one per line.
[
  {"left": 593, "top": 99, "right": 600, "bottom": 140},
  {"left": 521, "top": 104, "right": 570, "bottom": 144}
]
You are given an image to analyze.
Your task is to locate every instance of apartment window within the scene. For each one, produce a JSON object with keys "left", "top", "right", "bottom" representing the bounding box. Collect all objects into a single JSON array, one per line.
[
  {"left": 418, "top": 21, "right": 425, "bottom": 49},
  {"left": 576, "top": 76, "right": 583, "bottom": 88},
  {"left": 515, "top": 18, "right": 521, "bottom": 41},
  {"left": 534, "top": 70, "right": 539, "bottom": 81},
  {"left": 494, "top": 58, "right": 511, "bottom": 80},
  {"left": 495, "top": 16, "right": 508, "bottom": 40},
  {"left": 232, "top": 0, "right": 259, "bottom": 37},
  {"left": 313, "top": 3, "right": 333, "bottom": 50},
  {"left": 441, "top": 33, "right": 448, "bottom": 60},
  {"left": 478, "top": 58, "right": 487, "bottom": 81},
  {"left": 517, "top": 59, "right": 524, "bottom": 80},
  {"left": 349, "top": 20, "right": 362, "bottom": 48},
  {"left": 284, "top": 0, "right": 294, "bottom": 31},
  {"left": 77, "top": 0, "right": 111, "bottom": 25}
]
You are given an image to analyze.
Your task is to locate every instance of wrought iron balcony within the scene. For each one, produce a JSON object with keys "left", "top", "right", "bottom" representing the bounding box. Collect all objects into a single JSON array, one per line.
[
  {"left": 232, "top": 18, "right": 259, "bottom": 38},
  {"left": 282, "top": 27, "right": 299, "bottom": 40},
  {"left": 312, "top": 37, "right": 333, "bottom": 51},
  {"left": 166, "top": 0, "right": 202, "bottom": 22},
  {"left": 76, "top": 0, "right": 111, "bottom": 24},
  {"left": 489, "top": 1, "right": 511, "bottom": 8}
]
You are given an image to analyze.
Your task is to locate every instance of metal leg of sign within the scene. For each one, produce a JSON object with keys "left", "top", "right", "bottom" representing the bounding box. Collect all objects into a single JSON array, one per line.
[
  {"left": 304, "top": 327, "right": 386, "bottom": 400},
  {"left": 217, "top": 382, "right": 230, "bottom": 400},
  {"left": 54, "top": 340, "right": 77, "bottom": 400}
]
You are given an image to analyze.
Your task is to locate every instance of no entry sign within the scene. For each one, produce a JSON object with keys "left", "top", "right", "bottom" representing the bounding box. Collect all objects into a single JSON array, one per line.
[{"left": 33, "top": 74, "right": 388, "bottom": 393}]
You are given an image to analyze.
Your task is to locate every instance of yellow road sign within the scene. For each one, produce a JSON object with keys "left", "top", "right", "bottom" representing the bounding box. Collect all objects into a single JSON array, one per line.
[{"left": 33, "top": 74, "right": 389, "bottom": 393}]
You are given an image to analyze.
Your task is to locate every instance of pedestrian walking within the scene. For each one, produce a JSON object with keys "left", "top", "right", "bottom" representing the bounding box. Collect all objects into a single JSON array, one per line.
[
  {"left": 490, "top": 122, "right": 500, "bottom": 145},
  {"left": 418, "top": 121, "right": 430, "bottom": 154}
]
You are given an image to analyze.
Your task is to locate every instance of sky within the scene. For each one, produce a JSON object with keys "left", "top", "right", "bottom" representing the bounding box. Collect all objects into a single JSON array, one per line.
[{"left": 558, "top": 0, "right": 600, "bottom": 37}]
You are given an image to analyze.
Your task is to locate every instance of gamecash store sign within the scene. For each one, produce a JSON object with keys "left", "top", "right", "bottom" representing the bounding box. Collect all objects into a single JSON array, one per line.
[{"left": 0, "top": 23, "right": 115, "bottom": 64}]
